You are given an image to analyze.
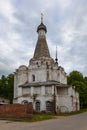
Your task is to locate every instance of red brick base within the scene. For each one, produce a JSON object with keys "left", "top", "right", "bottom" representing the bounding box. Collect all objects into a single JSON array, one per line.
[{"left": 0, "top": 103, "right": 33, "bottom": 118}]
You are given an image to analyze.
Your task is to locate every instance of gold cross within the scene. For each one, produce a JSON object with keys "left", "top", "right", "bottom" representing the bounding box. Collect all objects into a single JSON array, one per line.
[{"left": 41, "top": 13, "right": 43, "bottom": 23}]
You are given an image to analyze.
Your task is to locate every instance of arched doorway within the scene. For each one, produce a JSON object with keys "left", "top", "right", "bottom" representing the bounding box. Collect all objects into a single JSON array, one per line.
[
  {"left": 46, "top": 101, "right": 53, "bottom": 112},
  {"left": 35, "top": 101, "right": 40, "bottom": 112}
]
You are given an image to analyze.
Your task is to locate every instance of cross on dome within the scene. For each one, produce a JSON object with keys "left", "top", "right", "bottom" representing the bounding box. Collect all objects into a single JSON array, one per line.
[{"left": 41, "top": 13, "right": 43, "bottom": 23}]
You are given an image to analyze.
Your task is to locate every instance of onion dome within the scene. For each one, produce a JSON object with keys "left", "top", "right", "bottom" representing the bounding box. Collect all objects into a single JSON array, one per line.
[
  {"left": 37, "top": 13, "right": 47, "bottom": 33},
  {"left": 37, "top": 22, "right": 47, "bottom": 33}
]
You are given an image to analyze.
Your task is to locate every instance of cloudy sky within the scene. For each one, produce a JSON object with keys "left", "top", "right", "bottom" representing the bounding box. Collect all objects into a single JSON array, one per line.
[{"left": 0, "top": 0, "right": 87, "bottom": 77}]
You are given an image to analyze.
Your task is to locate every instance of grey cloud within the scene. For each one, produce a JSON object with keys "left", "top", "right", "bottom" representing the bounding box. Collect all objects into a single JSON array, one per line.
[{"left": 0, "top": 0, "right": 87, "bottom": 77}]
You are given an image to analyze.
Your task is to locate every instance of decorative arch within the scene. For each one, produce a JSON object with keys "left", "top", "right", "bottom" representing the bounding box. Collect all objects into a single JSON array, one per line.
[{"left": 22, "top": 100, "right": 28, "bottom": 104}]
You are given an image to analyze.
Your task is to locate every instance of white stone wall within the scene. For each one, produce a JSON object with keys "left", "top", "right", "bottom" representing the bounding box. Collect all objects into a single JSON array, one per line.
[
  {"left": 28, "top": 60, "right": 67, "bottom": 84},
  {"left": 22, "top": 87, "right": 30, "bottom": 95},
  {"left": 57, "top": 87, "right": 68, "bottom": 95},
  {"left": 57, "top": 95, "right": 73, "bottom": 112},
  {"left": 34, "top": 87, "right": 41, "bottom": 94},
  {"left": 68, "top": 86, "right": 80, "bottom": 111},
  {"left": 45, "top": 86, "right": 52, "bottom": 95},
  {"left": 14, "top": 73, "right": 18, "bottom": 98},
  {"left": 13, "top": 60, "right": 79, "bottom": 113},
  {"left": 13, "top": 65, "right": 28, "bottom": 103},
  {"left": 76, "top": 92, "right": 80, "bottom": 111},
  {"left": 28, "top": 65, "right": 47, "bottom": 82},
  {"left": 58, "top": 69, "right": 67, "bottom": 84},
  {"left": 17, "top": 66, "right": 28, "bottom": 86}
]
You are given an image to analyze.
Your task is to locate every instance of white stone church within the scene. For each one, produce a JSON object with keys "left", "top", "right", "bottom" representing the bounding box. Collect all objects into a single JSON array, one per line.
[{"left": 13, "top": 16, "right": 80, "bottom": 113}]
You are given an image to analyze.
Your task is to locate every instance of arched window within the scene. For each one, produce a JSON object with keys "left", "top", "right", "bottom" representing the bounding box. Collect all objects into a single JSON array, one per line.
[
  {"left": 46, "top": 101, "right": 53, "bottom": 112},
  {"left": 22, "top": 100, "right": 28, "bottom": 104},
  {"left": 32, "top": 74, "right": 35, "bottom": 81},
  {"left": 35, "top": 101, "right": 40, "bottom": 112}
]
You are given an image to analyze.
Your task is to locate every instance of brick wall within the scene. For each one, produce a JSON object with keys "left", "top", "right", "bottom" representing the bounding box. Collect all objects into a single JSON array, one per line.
[{"left": 0, "top": 103, "right": 33, "bottom": 118}]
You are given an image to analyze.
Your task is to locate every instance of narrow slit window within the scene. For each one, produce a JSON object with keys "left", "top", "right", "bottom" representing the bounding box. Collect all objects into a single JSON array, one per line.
[{"left": 32, "top": 75, "right": 35, "bottom": 81}]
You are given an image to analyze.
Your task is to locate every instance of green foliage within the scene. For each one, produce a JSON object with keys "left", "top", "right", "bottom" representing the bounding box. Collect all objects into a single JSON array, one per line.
[
  {"left": 67, "top": 70, "right": 84, "bottom": 85},
  {"left": 72, "top": 81, "right": 87, "bottom": 108},
  {"left": 84, "top": 77, "right": 87, "bottom": 85},
  {"left": 0, "top": 74, "right": 14, "bottom": 103},
  {"left": 67, "top": 70, "right": 87, "bottom": 108}
]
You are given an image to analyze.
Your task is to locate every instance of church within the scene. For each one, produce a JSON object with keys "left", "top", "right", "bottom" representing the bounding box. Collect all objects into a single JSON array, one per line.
[{"left": 13, "top": 15, "right": 80, "bottom": 113}]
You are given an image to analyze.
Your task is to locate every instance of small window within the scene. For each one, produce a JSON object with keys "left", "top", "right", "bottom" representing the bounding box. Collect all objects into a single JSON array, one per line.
[{"left": 32, "top": 75, "right": 35, "bottom": 81}]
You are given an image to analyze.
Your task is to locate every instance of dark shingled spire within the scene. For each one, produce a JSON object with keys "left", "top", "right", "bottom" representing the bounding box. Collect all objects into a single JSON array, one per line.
[
  {"left": 33, "top": 14, "right": 50, "bottom": 59},
  {"left": 33, "top": 37, "right": 50, "bottom": 59}
]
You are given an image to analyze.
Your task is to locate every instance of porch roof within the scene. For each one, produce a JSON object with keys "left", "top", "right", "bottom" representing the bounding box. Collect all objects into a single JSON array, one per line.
[{"left": 19, "top": 80, "right": 70, "bottom": 88}]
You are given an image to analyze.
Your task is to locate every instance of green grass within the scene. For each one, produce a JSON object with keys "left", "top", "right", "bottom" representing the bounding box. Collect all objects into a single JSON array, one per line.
[
  {"left": 0, "top": 109, "right": 87, "bottom": 122},
  {"left": 32, "top": 113, "right": 54, "bottom": 122},
  {"left": 0, "top": 114, "right": 54, "bottom": 122},
  {"left": 79, "top": 108, "right": 87, "bottom": 113}
]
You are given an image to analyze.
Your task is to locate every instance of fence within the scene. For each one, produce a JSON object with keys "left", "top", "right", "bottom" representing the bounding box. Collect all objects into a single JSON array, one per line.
[{"left": 0, "top": 103, "right": 33, "bottom": 118}]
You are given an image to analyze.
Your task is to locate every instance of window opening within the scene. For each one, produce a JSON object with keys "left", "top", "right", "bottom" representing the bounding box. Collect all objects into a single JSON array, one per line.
[
  {"left": 46, "top": 101, "right": 53, "bottom": 112},
  {"left": 32, "top": 75, "right": 35, "bottom": 81},
  {"left": 35, "top": 101, "right": 40, "bottom": 112}
]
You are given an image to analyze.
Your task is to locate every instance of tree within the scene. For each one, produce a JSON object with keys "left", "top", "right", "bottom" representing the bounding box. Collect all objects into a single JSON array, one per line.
[
  {"left": 67, "top": 70, "right": 84, "bottom": 85},
  {"left": 6, "top": 74, "right": 14, "bottom": 103},
  {"left": 72, "top": 81, "right": 87, "bottom": 108},
  {"left": 84, "top": 77, "right": 87, "bottom": 85},
  {"left": 67, "top": 70, "right": 87, "bottom": 108},
  {"left": 0, "top": 74, "right": 14, "bottom": 103},
  {"left": 0, "top": 75, "right": 8, "bottom": 97}
]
